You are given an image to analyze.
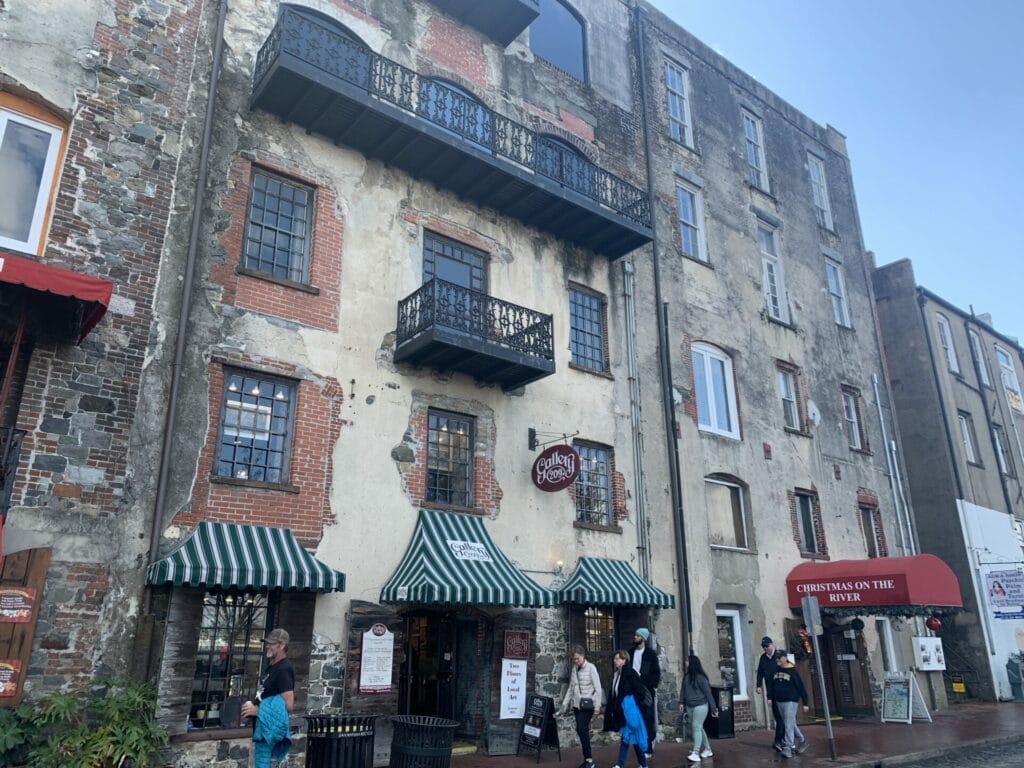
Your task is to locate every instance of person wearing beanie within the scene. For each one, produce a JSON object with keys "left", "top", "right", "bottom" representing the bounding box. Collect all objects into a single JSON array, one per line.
[
  {"left": 630, "top": 628, "right": 660, "bottom": 757},
  {"left": 770, "top": 650, "right": 809, "bottom": 759},
  {"left": 755, "top": 636, "right": 785, "bottom": 751}
]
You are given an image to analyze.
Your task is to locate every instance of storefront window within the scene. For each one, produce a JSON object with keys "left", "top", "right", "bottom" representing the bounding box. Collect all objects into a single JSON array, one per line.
[{"left": 715, "top": 608, "right": 748, "bottom": 699}]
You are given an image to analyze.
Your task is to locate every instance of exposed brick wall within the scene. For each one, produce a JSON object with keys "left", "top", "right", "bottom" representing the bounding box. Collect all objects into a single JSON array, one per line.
[
  {"left": 421, "top": 13, "right": 487, "bottom": 89},
  {"left": 788, "top": 487, "right": 829, "bottom": 560}
]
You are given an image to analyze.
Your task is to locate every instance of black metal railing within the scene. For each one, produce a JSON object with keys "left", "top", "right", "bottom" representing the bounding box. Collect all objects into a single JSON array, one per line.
[
  {"left": 253, "top": 6, "right": 651, "bottom": 228},
  {"left": 1, "top": 426, "right": 26, "bottom": 518},
  {"left": 396, "top": 279, "right": 554, "bottom": 362}
]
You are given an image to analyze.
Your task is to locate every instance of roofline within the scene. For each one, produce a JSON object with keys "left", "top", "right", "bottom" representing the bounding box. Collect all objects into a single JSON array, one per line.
[{"left": 917, "top": 286, "right": 1022, "bottom": 353}]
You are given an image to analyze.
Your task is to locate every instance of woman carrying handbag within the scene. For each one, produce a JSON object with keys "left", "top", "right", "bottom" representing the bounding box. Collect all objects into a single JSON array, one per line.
[{"left": 560, "top": 645, "right": 603, "bottom": 768}]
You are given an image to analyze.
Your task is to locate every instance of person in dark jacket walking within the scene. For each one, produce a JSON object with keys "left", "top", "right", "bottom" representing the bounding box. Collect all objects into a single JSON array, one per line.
[
  {"left": 604, "top": 649, "right": 649, "bottom": 768},
  {"left": 755, "top": 636, "right": 785, "bottom": 750},
  {"left": 770, "top": 650, "right": 809, "bottom": 759},
  {"left": 678, "top": 654, "right": 718, "bottom": 763},
  {"left": 629, "top": 628, "right": 660, "bottom": 756}
]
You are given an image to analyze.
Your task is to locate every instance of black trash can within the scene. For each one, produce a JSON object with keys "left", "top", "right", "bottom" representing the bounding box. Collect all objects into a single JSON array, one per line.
[
  {"left": 388, "top": 715, "right": 459, "bottom": 768},
  {"left": 704, "top": 686, "right": 735, "bottom": 739},
  {"left": 305, "top": 715, "right": 377, "bottom": 768}
]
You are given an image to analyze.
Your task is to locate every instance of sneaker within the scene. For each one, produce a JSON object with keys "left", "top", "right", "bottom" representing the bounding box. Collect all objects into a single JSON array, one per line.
[
  {"left": 780, "top": 747, "right": 792, "bottom": 759},
  {"left": 687, "top": 753, "right": 701, "bottom": 763},
  {"left": 773, "top": 743, "right": 784, "bottom": 753},
  {"left": 700, "top": 748, "right": 713, "bottom": 758},
  {"left": 796, "top": 737, "right": 809, "bottom": 754},
  {"left": 644, "top": 754, "right": 653, "bottom": 760}
]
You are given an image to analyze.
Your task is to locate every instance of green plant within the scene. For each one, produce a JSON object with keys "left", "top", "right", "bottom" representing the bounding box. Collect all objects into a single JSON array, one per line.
[{"left": 0, "top": 679, "right": 167, "bottom": 768}]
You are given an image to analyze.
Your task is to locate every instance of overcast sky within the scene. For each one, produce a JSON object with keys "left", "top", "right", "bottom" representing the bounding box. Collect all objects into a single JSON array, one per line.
[{"left": 649, "top": 0, "right": 1024, "bottom": 341}]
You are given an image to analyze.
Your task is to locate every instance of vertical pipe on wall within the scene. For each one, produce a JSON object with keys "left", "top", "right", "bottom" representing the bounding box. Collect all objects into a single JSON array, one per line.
[
  {"left": 622, "top": 260, "right": 651, "bottom": 580},
  {"left": 871, "top": 373, "right": 911, "bottom": 556}
]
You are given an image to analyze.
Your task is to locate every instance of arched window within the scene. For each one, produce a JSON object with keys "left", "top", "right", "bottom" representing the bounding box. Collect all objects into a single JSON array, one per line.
[
  {"left": 704, "top": 473, "right": 750, "bottom": 549},
  {"left": 417, "top": 79, "right": 492, "bottom": 151},
  {"left": 535, "top": 134, "right": 594, "bottom": 197},
  {"left": 529, "top": 0, "right": 586, "bottom": 82},
  {"left": 691, "top": 342, "right": 740, "bottom": 438}
]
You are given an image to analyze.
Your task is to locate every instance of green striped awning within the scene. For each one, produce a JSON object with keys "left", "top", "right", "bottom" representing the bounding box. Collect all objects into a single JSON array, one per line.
[
  {"left": 380, "top": 509, "right": 556, "bottom": 607},
  {"left": 146, "top": 521, "right": 345, "bottom": 592},
  {"left": 559, "top": 558, "right": 675, "bottom": 608}
]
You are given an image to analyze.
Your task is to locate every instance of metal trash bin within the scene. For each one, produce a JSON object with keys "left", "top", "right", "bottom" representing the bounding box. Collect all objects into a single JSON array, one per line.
[
  {"left": 388, "top": 715, "right": 459, "bottom": 768},
  {"left": 305, "top": 715, "right": 377, "bottom": 768},
  {"left": 704, "top": 686, "right": 735, "bottom": 739}
]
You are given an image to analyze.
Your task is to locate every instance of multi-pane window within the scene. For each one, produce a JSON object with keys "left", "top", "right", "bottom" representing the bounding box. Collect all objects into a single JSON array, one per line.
[
  {"left": 807, "top": 153, "right": 834, "bottom": 230},
  {"left": 969, "top": 330, "right": 992, "bottom": 387},
  {"left": 742, "top": 110, "right": 768, "bottom": 190},
  {"left": 243, "top": 169, "right": 313, "bottom": 284},
  {"left": 842, "top": 387, "right": 865, "bottom": 450},
  {"left": 675, "top": 182, "right": 706, "bottom": 262},
  {"left": 216, "top": 371, "right": 295, "bottom": 483},
  {"left": 715, "top": 608, "right": 748, "bottom": 698},
  {"left": 705, "top": 475, "right": 748, "bottom": 549},
  {"left": 574, "top": 442, "right": 611, "bottom": 526},
  {"left": 0, "top": 104, "right": 64, "bottom": 254},
  {"left": 824, "top": 258, "right": 851, "bottom": 327},
  {"left": 664, "top": 59, "right": 694, "bottom": 146},
  {"left": 758, "top": 225, "right": 789, "bottom": 323},
  {"left": 936, "top": 313, "right": 960, "bottom": 373},
  {"left": 529, "top": 0, "right": 586, "bottom": 82},
  {"left": 583, "top": 606, "right": 615, "bottom": 655},
  {"left": 860, "top": 506, "right": 881, "bottom": 558},
  {"left": 692, "top": 342, "right": 740, "bottom": 439},
  {"left": 957, "top": 411, "right": 979, "bottom": 465},
  {"left": 423, "top": 231, "right": 487, "bottom": 292},
  {"left": 992, "top": 424, "right": 1014, "bottom": 477},
  {"left": 426, "top": 409, "right": 474, "bottom": 508},
  {"left": 995, "top": 345, "right": 1024, "bottom": 414},
  {"left": 569, "top": 287, "right": 608, "bottom": 372},
  {"left": 777, "top": 366, "right": 800, "bottom": 430},
  {"left": 190, "top": 591, "right": 269, "bottom": 730},
  {"left": 796, "top": 491, "right": 819, "bottom": 554}
]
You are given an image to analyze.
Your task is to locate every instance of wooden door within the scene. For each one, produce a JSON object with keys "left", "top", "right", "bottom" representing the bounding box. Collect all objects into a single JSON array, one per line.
[
  {"left": 0, "top": 547, "right": 50, "bottom": 706},
  {"left": 824, "top": 625, "right": 873, "bottom": 717}
]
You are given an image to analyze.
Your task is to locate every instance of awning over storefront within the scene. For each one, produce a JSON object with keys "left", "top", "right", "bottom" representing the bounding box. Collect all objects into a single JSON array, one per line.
[
  {"left": 560, "top": 557, "right": 675, "bottom": 608},
  {"left": 380, "top": 509, "right": 557, "bottom": 607},
  {"left": 0, "top": 250, "right": 113, "bottom": 340},
  {"left": 786, "top": 554, "right": 962, "bottom": 613},
  {"left": 145, "top": 521, "right": 345, "bottom": 592}
]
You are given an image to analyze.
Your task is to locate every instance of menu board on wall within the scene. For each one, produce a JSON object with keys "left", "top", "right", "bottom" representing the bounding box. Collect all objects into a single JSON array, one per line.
[
  {"left": 358, "top": 623, "right": 394, "bottom": 693},
  {"left": 0, "top": 587, "right": 36, "bottom": 623},
  {"left": 0, "top": 660, "right": 21, "bottom": 698}
]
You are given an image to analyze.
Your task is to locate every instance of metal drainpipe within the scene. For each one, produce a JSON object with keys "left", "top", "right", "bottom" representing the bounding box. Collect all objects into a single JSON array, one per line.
[
  {"left": 871, "top": 373, "right": 911, "bottom": 556},
  {"left": 143, "top": 0, "right": 228, "bottom": 615},
  {"left": 633, "top": 3, "right": 693, "bottom": 646},
  {"left": 622, "top": 260, "right": 651, "bottom": 580}
]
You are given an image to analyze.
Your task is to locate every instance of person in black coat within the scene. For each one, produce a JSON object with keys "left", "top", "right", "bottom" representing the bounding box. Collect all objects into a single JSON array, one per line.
[
  {"left": 755, "top": 636, "right": 785, "bottom": 750},
  {"left": 603, "top": 650, "right": 652, "bottom": 734},
  {"left": 629, "top": 628, "right": 660, "bottom": 755}
]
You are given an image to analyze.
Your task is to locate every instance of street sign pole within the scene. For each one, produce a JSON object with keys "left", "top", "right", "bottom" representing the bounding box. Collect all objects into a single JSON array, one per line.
[{"left": 802, "top": 595, "right": 837, "bottom": 761}]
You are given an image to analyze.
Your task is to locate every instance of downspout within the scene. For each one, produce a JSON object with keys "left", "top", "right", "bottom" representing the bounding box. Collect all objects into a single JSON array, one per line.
[
  {"left": 622, "top": 260, "right": 651, "bottom": 580},
  {"left": 632, "top": 4, "right": 693, "bottom": 645},
  {"left": 871, "top": 373, "right": 910, "bottom": 556},
  {"left": 143, "top": 0, "right": 228, "bottom": 614}
]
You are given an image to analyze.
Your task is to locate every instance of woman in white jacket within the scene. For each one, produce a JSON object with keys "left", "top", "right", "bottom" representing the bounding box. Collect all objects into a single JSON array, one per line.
[{"left": 560, "top": 645, "right": 604, "bottom": 768}]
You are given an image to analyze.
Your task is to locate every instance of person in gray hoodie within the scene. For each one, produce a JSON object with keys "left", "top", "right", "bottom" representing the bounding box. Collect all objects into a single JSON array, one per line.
[{"left": 678, "top": 654, "right": 718, "bottom": 763}]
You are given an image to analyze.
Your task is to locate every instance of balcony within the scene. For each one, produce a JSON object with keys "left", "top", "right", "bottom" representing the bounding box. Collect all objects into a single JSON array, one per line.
[
  {"left": 1, "top": 427, "right": 25, "bottom": 519},
  {"left": 430, "top": 0, "right": 539, "bottom": 47},
  {"left": 395, "top": 279, "right": 555, "bottom": 390},
  {"left": 251, "top": 6, "right": 652, "bottom": 259}
]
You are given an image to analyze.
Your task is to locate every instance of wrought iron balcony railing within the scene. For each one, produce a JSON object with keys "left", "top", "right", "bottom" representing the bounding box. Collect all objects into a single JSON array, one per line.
[{"left": 1, "top": 426, "right": 26, "bottom": 518}]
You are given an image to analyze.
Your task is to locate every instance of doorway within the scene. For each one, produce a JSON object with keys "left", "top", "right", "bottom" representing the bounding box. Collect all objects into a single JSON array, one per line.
[{"left": 822, "top": 623, "right": 873, "bottom": 717}]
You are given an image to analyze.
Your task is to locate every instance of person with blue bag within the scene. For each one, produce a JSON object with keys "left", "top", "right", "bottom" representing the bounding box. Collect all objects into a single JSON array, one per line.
[
  {"left": 241, "top": 628, "right": 294, "bottom": 768},
  {"left": 603, "top": 649, "right": 649, "bottom": 768}
]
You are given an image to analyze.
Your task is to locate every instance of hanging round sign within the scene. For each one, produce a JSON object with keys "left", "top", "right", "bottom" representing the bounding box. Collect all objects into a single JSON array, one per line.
[{"left": 532, "top": 444, "right": 580, "bottom": 492}]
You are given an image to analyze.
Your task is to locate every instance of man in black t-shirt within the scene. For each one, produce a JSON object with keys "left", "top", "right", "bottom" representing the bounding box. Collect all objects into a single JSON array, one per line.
[{"left": 242, "top": 627, "right": 295, "bottom": 721}]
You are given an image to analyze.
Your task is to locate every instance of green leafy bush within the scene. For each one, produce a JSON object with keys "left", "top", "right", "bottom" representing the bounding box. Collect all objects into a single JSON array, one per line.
[{"left": 0, "top": 679, "right": 167, "bottom": 768}]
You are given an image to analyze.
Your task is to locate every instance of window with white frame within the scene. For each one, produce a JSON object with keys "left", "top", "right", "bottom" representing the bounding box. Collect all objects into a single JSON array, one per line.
[
  {"left": 664, "top": 59, "right": 694, "bottom": 147},
  {"left": 993, "top": 424, "right": 1014, "bottom": 477},
  {"left": 957, "top": 411, "right": 979, "bottom": 465},
  {"left": 704, "top": 475, "right": 749, "bottom": 549},
  {"left": 742, "top": 110, "right": 768, "bottom": 190},
  {"left": 758, "top": 225, "right": 789, "bottom": 323},
  {"left": 936, "top": 314, "right": 960, "bottom": 373},
  {"left": 842, "top": 386, "right": 865, "bottom": 450},
  {"left": 692, "top": 342, "right": 740, "bottom": 439},
  {"left": 968, "top": 330, "right": 993, "bottom": 387},
  {"left": 675, "top": 181, "right": 706, "bottom": 262},
  {"left": 995, "top": 345, "right": 1024, "bottom": 414},
  {"left": 715, "top": 608, "right": 748, "bottom": 699},
  {"left": 777, "top": 366, "right": 800, "bottom": 430},
  {"left": 807, "top": 152, "right": 834, "bottom": 230},
  {"left": 824, "top": 258, "right": 851, "bottom": 327}
]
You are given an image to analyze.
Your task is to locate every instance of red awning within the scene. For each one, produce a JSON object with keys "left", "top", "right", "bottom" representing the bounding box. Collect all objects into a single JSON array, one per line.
[
  {"left": 0, "top": 250, "right": 113, "bottom": 341},
  {"left": 786, "top": 554, "right": 963, "bottom": 611}
]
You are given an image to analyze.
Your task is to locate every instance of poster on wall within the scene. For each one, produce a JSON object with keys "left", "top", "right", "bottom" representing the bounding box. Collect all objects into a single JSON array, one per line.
[
  {"left": 0, "top": 587, "right": 36, "bottom": 623},
  {"left": 0, "top": 660, "right": 20, "bottom": 697},
  {"left": 500, "top": 658, "right": 528, "bottom": 719},
  {"left": 986, "top": 569, "right": 1024, "bottom": 615},
  {"left": 358, "top": 623, "right": 394, "bottom": 693},
  {"left": 504, "top": 630, "right": 531, "bottom": 660}
]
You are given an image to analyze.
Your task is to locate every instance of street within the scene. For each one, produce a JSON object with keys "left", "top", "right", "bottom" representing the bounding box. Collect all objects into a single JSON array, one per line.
[{"left": 885, "top": 735, "right": 1024, "bottom": 768}]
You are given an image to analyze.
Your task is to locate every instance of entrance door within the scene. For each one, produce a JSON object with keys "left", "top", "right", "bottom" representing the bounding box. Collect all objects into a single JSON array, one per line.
[
  {"left": 402, "top": 613, "right": 456, "bottom": 719},
  {"left": 823, "top": 625, "right": 873, "bottom": 717}
]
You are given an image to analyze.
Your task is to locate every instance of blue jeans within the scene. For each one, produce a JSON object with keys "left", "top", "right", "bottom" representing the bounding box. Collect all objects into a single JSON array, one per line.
[
  {"left": 617, "top": 740, "right": 648, "bottom": 768},
  {"left": 776, "top": 701, "right": 804, "bottom": 750},
  {"left": 685, "top": 703, "right": 710, "bottom": 752}
]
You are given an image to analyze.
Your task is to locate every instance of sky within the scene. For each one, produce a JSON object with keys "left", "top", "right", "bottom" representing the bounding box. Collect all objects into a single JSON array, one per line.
[{"left": 649, "top": 0, "right": 1024, "bottom": 341}]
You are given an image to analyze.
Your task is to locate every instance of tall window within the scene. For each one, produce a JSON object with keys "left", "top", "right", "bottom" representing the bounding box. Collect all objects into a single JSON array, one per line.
[
  {"left": 664, "top": 59, "right": 694, "bottom": 147},
  {"left": 529, "top": 0, "right": 586, "bottom": 82},
  {"left": 758, "top": 225, "right": 789, "bottom": 323},
  {"left": 957, "top": 411, "right": 979, "bottom": 465},
  {"left": 968, "top": 330, "right": 992, "bottom": 387},
  {"left": 795, "top": 491, "right": 819, "bottom": 554},
  {"left": 777, "top": 366, "right": 800, "bottom": 430},
  {"left": 995, "top": 345, "right": 1024, "bottom": 414},
  {"left": 992, "top": 424, "right": 1014, "bottom": 477},
  {"left": 860, "top": 506, "right": 881, "bottom": 558},
  {"left": 675, "top": 181, "right": 706, "bottom": 262},
  {"left": 426, "top": 409, "right": 474, "bottom": 508},
  {"left": 715, "top": 608, "right": 748, "bottom": 698},
  {"left": 935, "top": 314, "right": 960, "bottom": 373},
  {"left": 842, "top": 386, "right": 866, "bottom": 450},
  {"left": 824, "top": 258, "right": 851, "bottom": 327},
  {"left": 0, "top": 102, "right": 65, "bottom": 254},
  {"left": 692, "top": 342, "right": 740, "bottom": 439},
  {"left": 705, "top": 475, "right": 749, "bottom": 549},
  {"left": 574, "top": 442, "right": 611, "bottom": 526},
  {"left": 569, "top": 286, "right": 608, "bottom": 373},
  {"left": 423, "top": 231, "right": 486, "bottom": 290},
  {"left": 243, "top": 169, "right": 313, "bottom": 284},
  {"left": 216, "top": 370, "right": 295, "bottom": 483},
  {"left": 806, "top": 153, "right": 834, "bottom": 230},
  {"left": 742, "top": 110, "right": 768, "bottom": 190},
  {"left": 578, "top": 605, "right": 617, "bottom": 682}
]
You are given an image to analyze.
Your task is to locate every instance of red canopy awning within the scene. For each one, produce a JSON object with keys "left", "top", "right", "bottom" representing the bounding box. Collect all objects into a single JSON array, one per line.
[
  {"left": 786, "top": 554, "right": 962, "bottom": 611},
  {"left": 0, "top": 250, "right": 113, "bottom": 340}
]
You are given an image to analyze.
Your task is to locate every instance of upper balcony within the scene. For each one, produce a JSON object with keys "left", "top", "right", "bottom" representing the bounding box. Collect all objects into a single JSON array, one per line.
[
  {"left": 429, "top": 0, "right": 539, "bottom": 47},
  {"left": 251, "top": 6, "right": 652, "bottom": 259},
  {"left": 395, "top": 278, "right": 555, "bottom": 391}
]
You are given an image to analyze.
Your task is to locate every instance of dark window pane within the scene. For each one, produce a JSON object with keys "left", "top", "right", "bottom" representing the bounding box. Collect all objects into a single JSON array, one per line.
[
  {"left": 569, "top": 288, "right": 606, "bottom": 372},
  {"left": 529, "top": 0, "right": 586, "bottom": 81},
  {"left": 216, "top": 371, "right": 294, "bottom": 483},
  {"left": 426, "top": 409, "right": 474, "bottom": 507},
  {"left": 243, "top": 169, "right": 313, "bottom": 283},
  {"left": 574, "top": 443, "right": 611, "bottom": 525}
]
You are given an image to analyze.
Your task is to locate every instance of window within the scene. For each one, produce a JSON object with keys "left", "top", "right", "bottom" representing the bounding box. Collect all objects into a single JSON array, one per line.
[
  {"left": 583, "top": 606, "right": 615, "bottom": 656},
  {"left": 216, "top": 371, "right": 295, "bottom": 483},
  {"left": 807, "top": 153, "right": 834, "bottom": 230},
  {"left": 860, "top": 506, "right": 881, "bottom": 558},
  {"left": 957, "top": 411, "right": 979, "bottom": 465},
  {"left": 675, "top": 181, "right": 706, "bottom": 262},
  {"left": 692, "top": 342, "right": 740, "bottom": 439},
  {"left": 427, "top": 409, "right": 474, "bottom": 508},
  {"left": 715, "top": 608, "right": 748, "bottom": 699},
  {"left": 795, "top": 491, "right": 819, "bottom": 554},
  {"left": 423, "top": 231, "right": 486, "bottom": 290},
  {"left": 841, "top": 386, "right": 866, "bottom": 450},
  {"left": 574, "top": 442, "right": 611, "bottom": 526},
  {"left": 824, "top": 258, "right": 851, "bottom": 327},
  {"left": 742, "top": 110, "right": 767, "bottom": 190},
  {"left": 995, "top": 345, "right": 1024, "bottom": 414},
  {"left": 569, "top": 286, "right": 608, "bottom": 373},
  {"left": 993, "top": 424, "right": 1014, "bottom": 477},
  {"left": 243, "top": 169, "right": 313, "bottom": 284},
  {"left": 705, "top": 475, "right": 749, "bottom": 549},
  {"left": 968, "top": 330, "right": 992, "bottom": 387},
  {"left": 664, "top": 59, "right": 694, "bottom": 147},
  {"left": 777, "top": 366, "right": 800, "bottom": 430},
  {"left": 758, "top": 225, "right": 789, "bottom": 323},
  {"left": 529, "top": 0, "right": 586, "bottom": 82},
  {"left": 189, "top": 591, "right": 269, "bottom": 730},
  {"left": 935, "top": 314, "right": 960, "bottom": 374},
  {"left": 0, "top": 102, "right": 65, "bottom": 254}
]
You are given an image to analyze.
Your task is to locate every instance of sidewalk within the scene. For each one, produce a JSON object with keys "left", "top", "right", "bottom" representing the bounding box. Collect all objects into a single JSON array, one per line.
[{"left": 451, "top": 702, "right": 1023, "bottom": 768}]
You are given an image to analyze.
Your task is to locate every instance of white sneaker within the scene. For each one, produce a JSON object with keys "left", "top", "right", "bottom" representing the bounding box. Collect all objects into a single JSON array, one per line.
[
  {"left": 687, "top": 753, "right": 701, "bottom": 763},
  {"left": 700, "top": 748, "right": 713, "bottom": 758}
]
